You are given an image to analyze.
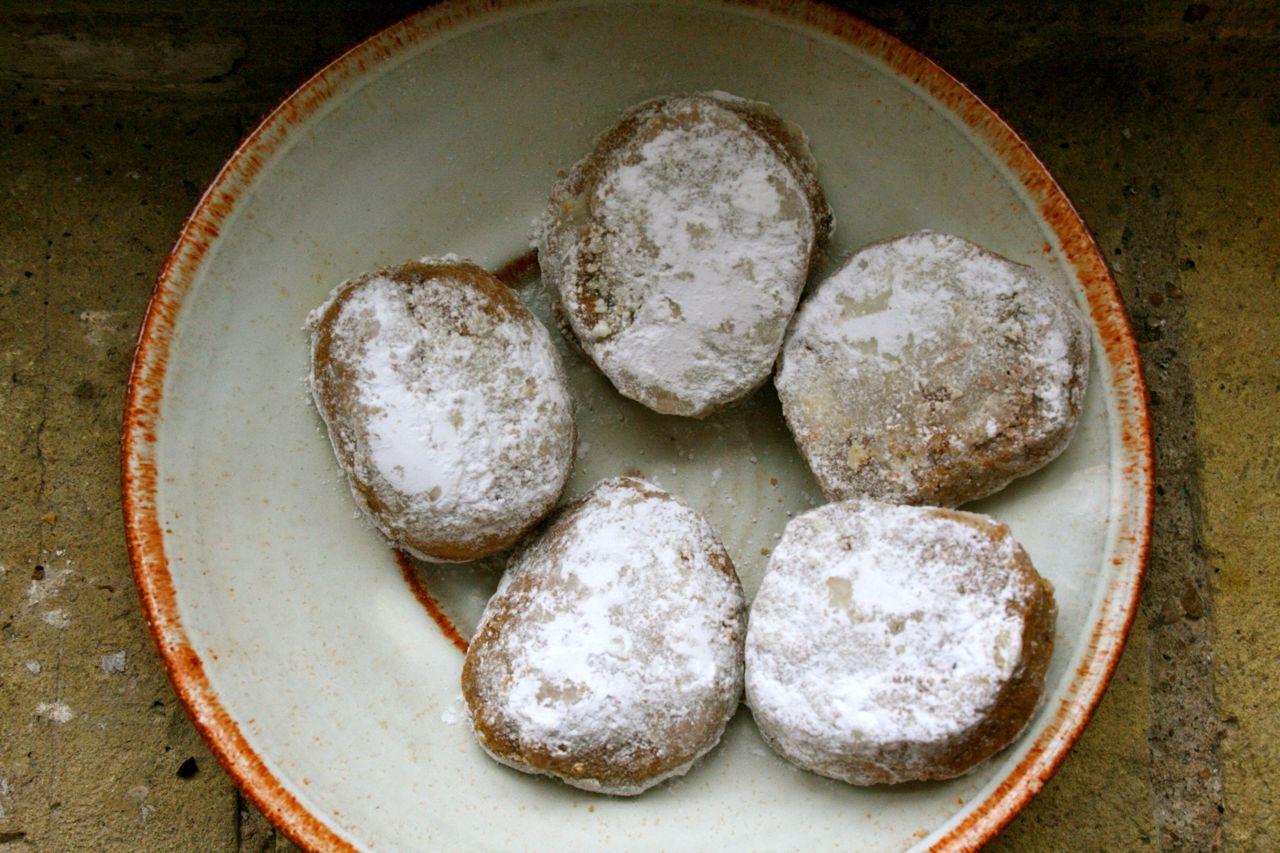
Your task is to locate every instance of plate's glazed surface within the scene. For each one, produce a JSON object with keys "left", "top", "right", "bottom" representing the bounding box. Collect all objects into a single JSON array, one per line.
[{"left": 121, "top": 1, "right": 1152, "bottom": 849}]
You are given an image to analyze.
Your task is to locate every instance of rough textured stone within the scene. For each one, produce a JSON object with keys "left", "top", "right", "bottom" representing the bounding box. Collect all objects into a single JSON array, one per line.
[
  {"left": 1179, "top": 83, "right": 1280, "bottom": 852},
  {"left": 0, "top": 85, "right": 243, "bottom": 852}
]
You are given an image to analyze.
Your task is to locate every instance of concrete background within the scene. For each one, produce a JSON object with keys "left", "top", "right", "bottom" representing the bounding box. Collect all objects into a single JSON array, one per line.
[{"left": 0, "top": 1, "right": 1276, "bottom": 849}]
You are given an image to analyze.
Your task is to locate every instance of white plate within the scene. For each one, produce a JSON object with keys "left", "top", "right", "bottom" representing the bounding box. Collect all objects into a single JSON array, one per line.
[{"left": 123, "top": 1, "right": 1153, "bottom": 849}]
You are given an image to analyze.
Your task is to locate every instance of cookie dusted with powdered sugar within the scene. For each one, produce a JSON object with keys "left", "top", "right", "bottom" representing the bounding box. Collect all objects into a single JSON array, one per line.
[
  {"left": 307, "top": 258, "right": 574, "bottom": 563},
  {"left": 776, "top": 231, "right": 1089, "bottom": 507},
  {"left": 462, "top": 476, "right": 746, "bottom": 795},
  {"left": 537, "top": 91, "right": 833, "bottom": 418},
  {"left": 745, "top": 501, "right": 1055, "bottom": 785}
]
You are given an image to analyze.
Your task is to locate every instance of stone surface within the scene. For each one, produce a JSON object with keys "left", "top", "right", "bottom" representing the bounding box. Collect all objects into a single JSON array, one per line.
[
  {"left": 1177, "top": 76, "right": 1280, "bottom": 852},
  {"left": 0, "top": 1, "right": 1276, "bottom": 850},
  {"left": 0, "top": 85, "right": 247, "bottom": 853}
]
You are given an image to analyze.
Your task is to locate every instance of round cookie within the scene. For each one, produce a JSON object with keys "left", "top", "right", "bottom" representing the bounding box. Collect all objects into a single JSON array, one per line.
[
  {"left": 537, "top": 91, "right": 833, "bottom": 418},
  {"left": 776, "top": 230, "right": 1090, "bottom": 506},
  {"left": 745, "top": 500, "right": 1056, "bottom": 785},
  {"left": 462, "top": 476, "right": 746, "bottom": 795},
  {"left": 307, "top": 257, "right": 574, "bottom": 562}
]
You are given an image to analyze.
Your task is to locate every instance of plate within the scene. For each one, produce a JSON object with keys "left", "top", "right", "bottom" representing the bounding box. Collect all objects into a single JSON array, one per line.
[{"left": 122, "top": 1, "right": 1152, "bottom": 849}]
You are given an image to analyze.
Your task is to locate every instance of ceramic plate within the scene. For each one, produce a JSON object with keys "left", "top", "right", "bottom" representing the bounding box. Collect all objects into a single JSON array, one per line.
[{"left": 122, "top": 1, "right": 1152, "bottom": 849}]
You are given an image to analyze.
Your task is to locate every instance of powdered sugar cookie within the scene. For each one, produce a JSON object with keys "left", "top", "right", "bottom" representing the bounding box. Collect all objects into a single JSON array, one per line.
[
  {"left": 307, "top": 258, "right": 574, "bottom": 562},
  {"left": 462, "top": 476, "right": 746, "bottom": 795},
  {"left": 776, "top": 231, "right": 1089, "bottom": 506},
  {"left": 538, "top": 91, "right": 833, "bottom": 417},
  {"left": 745, "top": 500, "right": 1056, "bottom": 785}
]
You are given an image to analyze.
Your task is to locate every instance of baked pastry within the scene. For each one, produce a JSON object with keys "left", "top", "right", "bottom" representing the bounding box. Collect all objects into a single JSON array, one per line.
[
  {"left": 775, "top": 230, "right": 1089, "bottom": 506},
  {"left": 745, "top": 500, "right": 1056, "bottom": 785},
  {"left": 462, "top": 476, "right": 746, "bottom": 795},
  {"left": 307, "top": 258, "right": 574, "bottom": 562},
  {"left": 537, "top": 91, "right": 833, "bottom": 418}
]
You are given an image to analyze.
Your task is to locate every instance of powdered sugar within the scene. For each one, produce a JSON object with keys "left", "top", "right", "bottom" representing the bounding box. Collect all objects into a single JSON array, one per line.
[
  {"left": 464, "top": 476, "right": 746, "bottom": 795},
  {"left": 746, "top": 501, "right": 1049, "bottom": 785},
  {"left": 539, "top": 92, "right": 830, "bottom": 417},
  {"left": 308, "top": 259, "right": 575, "bottom": 560},
  {"left": 349, "top": 285, "right": 467, "bottom": 495},
  {"left": 776, "top": 230, "right": 1089, "bottom": 506},
  {"left": 440, "top": 693, "right": 466, "bottom": 726}
]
